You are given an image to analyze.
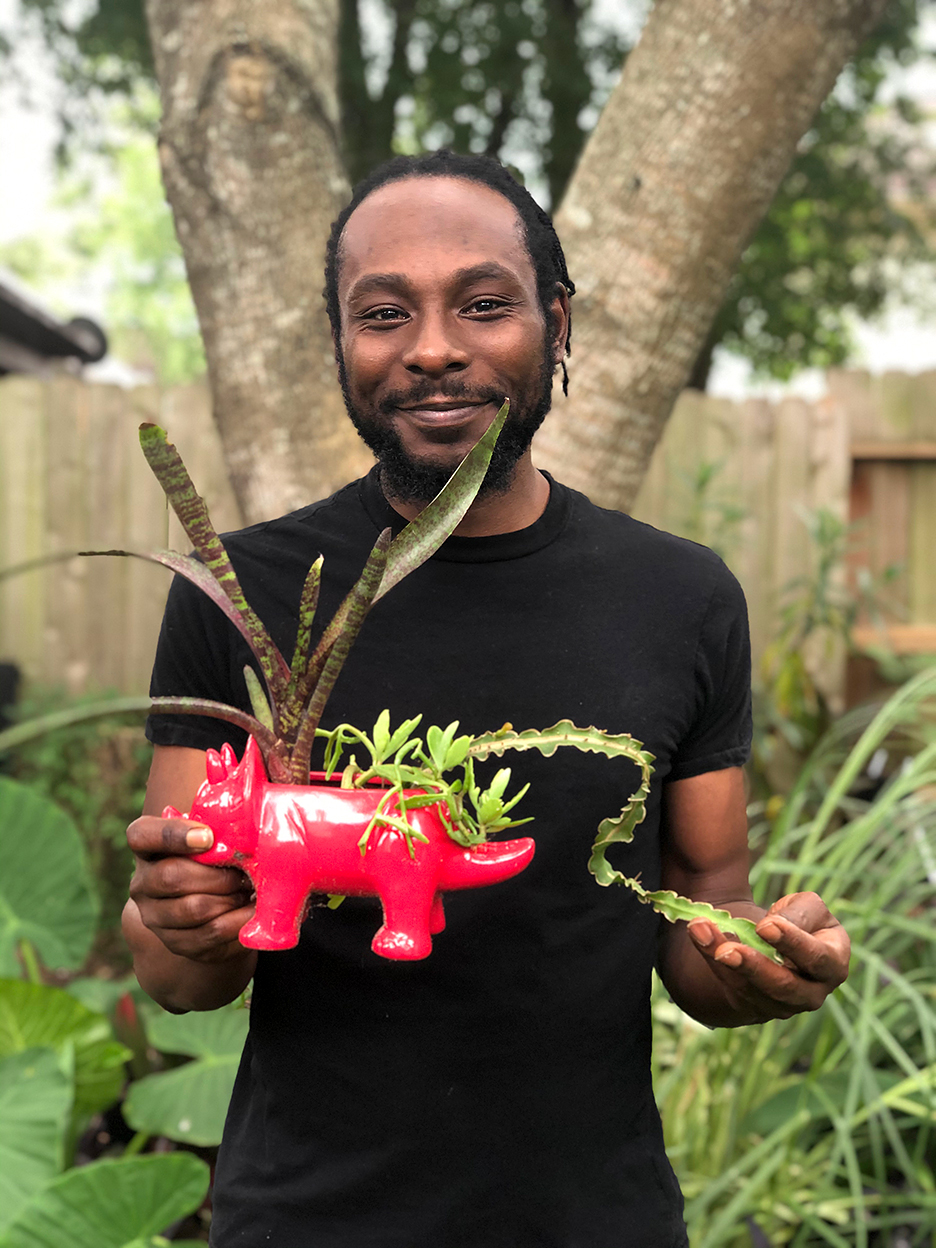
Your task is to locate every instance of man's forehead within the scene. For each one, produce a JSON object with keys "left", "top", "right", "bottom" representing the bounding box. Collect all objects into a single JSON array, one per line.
[{"left": 337, "top": 176, "right": 529, "bottom": 284}]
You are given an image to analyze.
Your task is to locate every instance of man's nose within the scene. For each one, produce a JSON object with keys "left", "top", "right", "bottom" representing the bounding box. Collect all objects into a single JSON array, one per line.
[{"left": 401, "top": 312, "right": 469, "bottom": 375}]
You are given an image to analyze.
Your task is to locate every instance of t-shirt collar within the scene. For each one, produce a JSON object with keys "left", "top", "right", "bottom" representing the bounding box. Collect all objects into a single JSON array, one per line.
[{"left": 359, "top": 464, "right": 570, "bottom": 563}]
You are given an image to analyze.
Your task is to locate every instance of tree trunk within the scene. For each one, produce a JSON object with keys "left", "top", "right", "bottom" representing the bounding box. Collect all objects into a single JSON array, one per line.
[
  {"left": 535, "top": 0, "right": 888, "bottom": 513},
  {"left": 146, "top": 0, "right": 371, "bottom": 524}
]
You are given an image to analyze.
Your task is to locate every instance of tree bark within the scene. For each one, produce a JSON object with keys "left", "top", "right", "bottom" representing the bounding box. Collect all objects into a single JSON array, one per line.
[
  {"left": 146, "top": 0, "right": 371, "bottom": 524},
  {"left": 536, "top": 0, "right": 888, "bottom": 512}
]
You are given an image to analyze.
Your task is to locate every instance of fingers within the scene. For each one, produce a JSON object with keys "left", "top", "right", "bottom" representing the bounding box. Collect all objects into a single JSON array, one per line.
[
  {"left": 144, "top": 900, "right": 256, "bottom": 962},
  {"left": 687, "top": 917, "right": 839, "bottom": 1018},
  {"left": 755, "top": 913, "right": 850, "bottom": 988},
  {"left": 765, "top": 891, "right": 834, "bottom": 934},
  {"left": 127, "top": 815, "right": 214, "bottom": 861}
]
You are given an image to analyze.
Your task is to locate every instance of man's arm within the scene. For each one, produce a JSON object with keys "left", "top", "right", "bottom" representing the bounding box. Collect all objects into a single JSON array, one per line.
[
  {"left": 657, "top": 767, "right": 850, "bottom": 1028},
  {"left": 122, "top": 744, "right": 257, "bottom": 1013}
]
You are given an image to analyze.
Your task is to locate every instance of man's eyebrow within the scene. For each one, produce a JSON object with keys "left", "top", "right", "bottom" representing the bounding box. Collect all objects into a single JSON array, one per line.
[{"left": 346, "top": 262, "right": 523, "bottom": 304}]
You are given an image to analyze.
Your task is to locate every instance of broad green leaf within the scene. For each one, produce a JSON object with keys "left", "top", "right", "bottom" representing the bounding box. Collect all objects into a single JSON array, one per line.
[
  {"left": 125, "top": 1004, "right": 249, "bottom": 1146},
  {"left": 0, "top": 699, "right": 152, "bottom": 757},
  {"left": 138, "top": 423, "right": 289, "bottom": 699},
  {"left": 468, "top": 721, "right": 655, "bottom": 884},
  {"left": 0, "top": 981, "right": 129, "bottom": 1123},
  {"left": 0, "top": 780, "right": 98, "bottom": 974},
  {"left": 618, "top": 877, "right": 780, "bottom": 961},
  {"left": 374, "top": 399, "right": 508, "bottom": 602},
  {"left": 141, "top": 1001, "right": 250, "bottom": 1060},
  {"left": 0, "top": 1048, "right": 71, "bottom": 1232},
  {"left": 0, "top": 1152, "right": 209, "bottom": 1248}
]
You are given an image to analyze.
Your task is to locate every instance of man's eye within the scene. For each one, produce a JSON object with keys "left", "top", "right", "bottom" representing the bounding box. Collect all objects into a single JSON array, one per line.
[
  {"left": 364, "top": 307, "right": 406, "bottom": 323},
  {"left": 466, "top": 298, "right": 507, "bottom": 315}
]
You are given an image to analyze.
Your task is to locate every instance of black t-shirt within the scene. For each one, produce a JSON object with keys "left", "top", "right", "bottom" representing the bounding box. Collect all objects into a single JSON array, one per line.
[{"left": 147, "top": 469, "right": 752, "bottom": 1248}]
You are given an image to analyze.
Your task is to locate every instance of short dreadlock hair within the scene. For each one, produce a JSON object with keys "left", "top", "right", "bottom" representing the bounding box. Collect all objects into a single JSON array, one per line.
[{"left": 323, "top": 150, "right": 576, "bottom": 393}]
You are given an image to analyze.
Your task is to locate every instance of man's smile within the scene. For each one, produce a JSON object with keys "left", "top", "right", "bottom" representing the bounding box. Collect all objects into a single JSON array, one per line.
[{"left": 394, "top": 398, "right": 496, "bottom": 430}]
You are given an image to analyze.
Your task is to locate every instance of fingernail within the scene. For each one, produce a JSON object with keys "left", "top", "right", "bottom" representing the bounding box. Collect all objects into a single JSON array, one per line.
[
  {"left": 186, "top": 827, "right": 213, "bottom": 849},
  {"left": 759, "top": 921, "right": 781, "bottom": 943},
  {"left": 715, "top": 948, "right": 742, "bottom": 968},
  {"left": 689, "top": 921, "right": 714, "bottom": 946}
]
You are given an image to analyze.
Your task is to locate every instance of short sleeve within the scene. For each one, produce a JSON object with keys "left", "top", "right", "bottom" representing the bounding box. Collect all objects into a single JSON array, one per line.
[
  {"left": 667, "top": 565, "right": 752, "bottom": 782},
  {"left": 145, "top": 573, "right": 250, "bottom": 754}
]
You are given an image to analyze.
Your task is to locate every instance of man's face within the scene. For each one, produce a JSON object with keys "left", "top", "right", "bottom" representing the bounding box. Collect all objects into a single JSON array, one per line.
[{"left": 335, "top": 176, "right": 564, "bottom": 504}]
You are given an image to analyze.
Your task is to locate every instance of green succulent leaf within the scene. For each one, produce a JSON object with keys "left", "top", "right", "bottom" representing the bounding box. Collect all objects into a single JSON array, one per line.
[
  {"left": 372, "top": 709, "right": 391, "bottom": 758},
  {"left": 138, "top": 423, "right": 289, "bottom": 699},
  {"left": 374, "top": 399, "right": 508, "bottom": 602},
  {"left": 0, "top": 780, "right": 98, "bottom": 975},
  {"left": 619, "top": 877, "right": 781, "bottom": 961},
  {"left": 0, "top": 1152, "right": 210, "bottom": 1248},
  {"left": 0, "top": 1048, "right": 71, "bottom": 1233}
]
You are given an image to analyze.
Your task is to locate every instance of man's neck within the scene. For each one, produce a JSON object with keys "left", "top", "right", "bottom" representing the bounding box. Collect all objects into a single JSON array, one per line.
[{"left": 382, "top": 451, "right": 550, "bottom": 537}]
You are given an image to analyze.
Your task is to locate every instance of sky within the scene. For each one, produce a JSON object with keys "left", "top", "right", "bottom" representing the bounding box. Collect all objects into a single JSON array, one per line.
[{"left": 1, "top": 0, "right": 935, "bottom": 394}]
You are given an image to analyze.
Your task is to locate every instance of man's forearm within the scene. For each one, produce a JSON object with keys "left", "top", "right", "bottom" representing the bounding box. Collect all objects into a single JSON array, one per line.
[
  {"left": 123, "top": 900, "right": 257, "bottom": 1013},
  {"left": 658, "top": 900, "right": 768, "bottom": 1028}
]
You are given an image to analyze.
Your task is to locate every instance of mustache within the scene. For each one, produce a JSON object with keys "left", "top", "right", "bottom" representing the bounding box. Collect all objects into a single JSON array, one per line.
[{"left": 377, "top": 380, "right": 505, "bottom": 416}]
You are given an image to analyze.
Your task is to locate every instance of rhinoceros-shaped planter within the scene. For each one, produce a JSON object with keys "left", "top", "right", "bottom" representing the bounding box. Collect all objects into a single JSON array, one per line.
[{"left": 165, "top": 735, "right": 536, "bottom": 961}]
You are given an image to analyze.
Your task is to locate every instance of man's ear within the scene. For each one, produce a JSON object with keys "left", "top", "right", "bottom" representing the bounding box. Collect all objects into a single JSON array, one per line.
[{"left": 547, "top": 284, "right": 571, "bottom": 365}]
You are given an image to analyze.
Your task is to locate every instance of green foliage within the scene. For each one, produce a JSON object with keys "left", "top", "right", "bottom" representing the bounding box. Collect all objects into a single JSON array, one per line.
[
  {"left": 0, "top": 92, "right": 204, "bottom": 385},
  {"left": 0, "top": 979, "right": 130, "bottom": 1131},
  {"left": 0, "top": 778, "right": 99, "bottom": 976},
  {"left": 5, "top": 691, "right": 153, "bottom": 947},
  {"left": 0, "top": 1153, "right": 210, "bottom": 1248},
  {"left": 124, "top": 1004, "right": 249, "bottom": 1147},
  {"left": 755, "top": 507, "right": 903, "bottom": 790},
  {"left": 657, "top": 664, "right": 936, "bottom": 1243},
  {"left": 8, "top": 0, "right": 934, "bottom": 383},
  {"left": 696, "top": 0, "right": 936, "bottom": 386},
  {"left": 0, "top": 1049, "right": 71, "bottom": 1231}
]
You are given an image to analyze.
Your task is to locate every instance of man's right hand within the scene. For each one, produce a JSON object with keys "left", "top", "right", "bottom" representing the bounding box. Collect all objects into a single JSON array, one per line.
[{"left": 127, "top": 815, "right": 255, "bottom": 964}]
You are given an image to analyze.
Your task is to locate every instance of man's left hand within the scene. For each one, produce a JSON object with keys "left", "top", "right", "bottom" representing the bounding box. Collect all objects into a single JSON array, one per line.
[{"left": 686, "top": 891, "right": 850, "bottom": 1023}]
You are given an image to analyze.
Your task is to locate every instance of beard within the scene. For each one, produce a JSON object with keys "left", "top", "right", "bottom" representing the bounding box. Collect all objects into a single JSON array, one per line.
[{"left": 337, "top": 342, "right": 555, "bottom": 505}]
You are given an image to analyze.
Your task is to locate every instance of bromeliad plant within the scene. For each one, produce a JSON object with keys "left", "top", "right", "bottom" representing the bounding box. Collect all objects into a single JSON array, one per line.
[{"left": 87, "top": 408, "right": 777, "bottom": 960}]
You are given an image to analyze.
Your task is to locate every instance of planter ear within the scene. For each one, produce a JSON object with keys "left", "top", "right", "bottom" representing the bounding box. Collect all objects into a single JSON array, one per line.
[
  {"left": 240, "top": 735, "right": 268, "bottom": 803},
  {"left": 206, "top": 750, "right": 226, "bottom": 785}
]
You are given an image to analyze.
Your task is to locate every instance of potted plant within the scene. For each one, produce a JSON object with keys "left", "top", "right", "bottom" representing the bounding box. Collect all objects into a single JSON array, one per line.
[{"left": 89, "top": 408, "right": 777, "bottom": 963}]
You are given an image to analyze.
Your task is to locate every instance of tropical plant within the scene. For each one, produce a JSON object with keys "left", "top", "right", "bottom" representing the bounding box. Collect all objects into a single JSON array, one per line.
[
  {"left": 656, "top": 663, "right": 936, "bottom": 1245},
  {"left": 0, "top": 772, "right": 249, "bottom": 1244}
]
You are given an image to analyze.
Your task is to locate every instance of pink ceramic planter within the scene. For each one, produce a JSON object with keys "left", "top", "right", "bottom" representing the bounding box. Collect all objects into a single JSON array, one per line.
[{"left": 165, "top": 736, "right": 535, "bottom": 961}]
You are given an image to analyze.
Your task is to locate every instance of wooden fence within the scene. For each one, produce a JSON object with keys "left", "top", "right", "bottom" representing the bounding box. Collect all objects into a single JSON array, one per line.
[
  {"left": 1, "top": 370, "right": 934, "bottom": 699},
  {"left": 0, "top": 377, "right": 241, "bottom": 697}
]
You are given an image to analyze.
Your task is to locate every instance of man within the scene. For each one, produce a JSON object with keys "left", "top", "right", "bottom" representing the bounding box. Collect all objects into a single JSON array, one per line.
[{"left": 125, "top": 151, "right": 849, "bottom": 1247}]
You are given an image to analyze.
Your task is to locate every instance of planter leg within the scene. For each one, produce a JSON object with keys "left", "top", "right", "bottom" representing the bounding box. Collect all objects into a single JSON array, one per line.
[{"left": 371, "top": 883, "right": 436, "bottom": 960}]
